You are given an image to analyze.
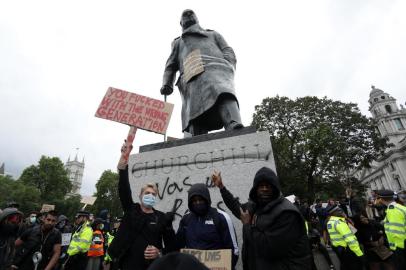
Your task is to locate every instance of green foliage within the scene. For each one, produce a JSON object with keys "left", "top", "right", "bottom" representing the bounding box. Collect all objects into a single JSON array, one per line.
[
  {"left": 53, "top": 194, "right": 82, "bottom": 220},
  {"left": 0, "top": 156, "right": 83, "bottom": 217},
  {"left": 19, "top": 156, "right": 72, "bottom": 201},
  {"left": 91, "top": 170, "right": 122, "bottom": 218},
  {"left": 0, "top": 175, "right": 41, "bottom": 213},
  {"left": 252, "top": 96, "right": 388, "bottom": 201}
]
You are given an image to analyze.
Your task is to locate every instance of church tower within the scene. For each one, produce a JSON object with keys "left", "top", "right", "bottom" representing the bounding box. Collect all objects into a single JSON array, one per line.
[
  {"left": 65, "top": 154, "right": 85, "bottom": 195},
  {"left": 368, "top": 85, "right": 406, "bottom": 145}
]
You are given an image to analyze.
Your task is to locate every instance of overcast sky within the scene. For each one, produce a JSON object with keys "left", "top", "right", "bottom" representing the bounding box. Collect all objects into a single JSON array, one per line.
[{"left": 1, "top": 0, "right": 406, "bottom": 196}]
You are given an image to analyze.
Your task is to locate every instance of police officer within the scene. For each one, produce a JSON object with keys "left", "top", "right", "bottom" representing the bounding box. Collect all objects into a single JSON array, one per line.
[
  {"left": 65, "top": 211, "right": 93, "bottom": 269},
  {"left": 326, "top": 204, "right": 364, "bottom": 270},
  {"left": 376, "top": 189, "right": 406, "bottom": 270}
]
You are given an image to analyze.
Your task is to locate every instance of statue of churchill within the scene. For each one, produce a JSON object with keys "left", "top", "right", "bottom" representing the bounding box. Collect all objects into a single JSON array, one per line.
[{"left": 160, "top": 9, "right": 243, "bottom": 136}]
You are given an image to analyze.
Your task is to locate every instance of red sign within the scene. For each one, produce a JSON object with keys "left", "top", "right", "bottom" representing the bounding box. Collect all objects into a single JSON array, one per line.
[{"left": 95, "top": 87, "right": 174, "bottom": 134}]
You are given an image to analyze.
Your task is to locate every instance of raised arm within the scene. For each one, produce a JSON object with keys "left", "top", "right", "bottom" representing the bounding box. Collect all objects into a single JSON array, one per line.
[
  {"left": 118, "top": 141, "right": 134, "bottom": 212},
  {"left": 211, "top": 171, "right": 242, "bottom": 219}
]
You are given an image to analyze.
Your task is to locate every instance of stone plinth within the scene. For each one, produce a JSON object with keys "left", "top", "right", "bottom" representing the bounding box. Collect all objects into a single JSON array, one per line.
[{"left": 128, "top": 127, "right": 276, "bottom": 266}]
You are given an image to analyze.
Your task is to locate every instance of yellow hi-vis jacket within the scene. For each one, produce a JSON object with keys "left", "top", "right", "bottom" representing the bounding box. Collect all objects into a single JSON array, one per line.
[
  {"left": 327, "top": 216, "right": 363, "bottom": 256},
  {"left": 67, "top": 221, "right": 93, "bottom": 256},
  {"left": 104, "top": 232, "right": 114, "bottom": 262},
  {"left": 384, "top": 202, "right": 406, "bottom": 251}
]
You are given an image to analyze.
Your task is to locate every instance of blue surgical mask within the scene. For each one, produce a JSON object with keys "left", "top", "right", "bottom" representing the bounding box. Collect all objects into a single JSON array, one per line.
[
  {"left": 142, "top": 194, "right": 156, "bottom": 208},
  {"left": 30, "top": 217, "right": 37, "bottom": 224}
]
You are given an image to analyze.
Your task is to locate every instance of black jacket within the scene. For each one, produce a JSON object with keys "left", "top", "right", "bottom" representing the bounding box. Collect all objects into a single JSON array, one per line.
[
  {"left": 220, "top": 167, "right": 311, "bottom": 270},
  {"left": 108, "top": 168, "right": 176, "bottom": 270}
]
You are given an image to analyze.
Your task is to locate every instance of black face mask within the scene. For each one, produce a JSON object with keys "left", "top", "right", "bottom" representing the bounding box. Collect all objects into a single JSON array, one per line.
[{"left": 192, "top": 203, "right": 208, "bottom": 216}]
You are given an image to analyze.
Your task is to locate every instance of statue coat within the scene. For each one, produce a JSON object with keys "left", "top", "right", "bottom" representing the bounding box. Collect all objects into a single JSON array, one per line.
[{"left": 162, "top": 24, "right": 239, "bottom": 132}]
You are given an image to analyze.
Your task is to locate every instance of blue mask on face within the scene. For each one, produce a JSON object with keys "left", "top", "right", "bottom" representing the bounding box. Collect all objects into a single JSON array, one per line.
[{"left": 142, "top": 194, "right": 156, "bottom": 208}]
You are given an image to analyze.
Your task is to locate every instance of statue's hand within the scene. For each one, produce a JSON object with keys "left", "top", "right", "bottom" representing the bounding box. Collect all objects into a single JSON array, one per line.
[{"left": 160, "top": 85, "right": 173, "bottom": 95}]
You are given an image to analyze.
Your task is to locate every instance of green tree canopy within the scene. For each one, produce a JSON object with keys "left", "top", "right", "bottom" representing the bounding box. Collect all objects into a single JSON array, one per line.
[
  {"left": 252, "top": 96, "right": 388, "bottom": 201},
  {"left": 0, "top": 175, "right": 41, "bottom": 214},
  {"left": 19, "top": 156, "right": 72, "bottom": 202},
  {"left": 91, "top": 170, "right": 122, "bottom": 218}
]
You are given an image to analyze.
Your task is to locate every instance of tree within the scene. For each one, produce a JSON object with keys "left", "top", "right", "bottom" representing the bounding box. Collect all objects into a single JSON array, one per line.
[
  {"left": 19, "top": 156, "right": 72, "bottom": 202},
  {"left": 252, "top": 96, "right": 388, "bottom": 201},
  {"left": 91, "top": 170, "right": 122, "bottom": 218},
  {"left": 0, "top": 175, "right": 41, "bottom": 214}
]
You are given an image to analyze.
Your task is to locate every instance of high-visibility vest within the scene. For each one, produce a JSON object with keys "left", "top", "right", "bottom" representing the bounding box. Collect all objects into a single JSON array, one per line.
[
  {"left": 67, "top": 221, "right": 93, "bottom": 256},
  {"left": 104, "top": 232, "right": 114, "bottom": 262},
  {"left": 384, "top": 202, "right": 406, "bottom": 250},
  {"left": 88, "top": 229, "right": 104, "bottom": 257},
  {"left": 327, "top": 216, "right": 363, "bottom": 256}
]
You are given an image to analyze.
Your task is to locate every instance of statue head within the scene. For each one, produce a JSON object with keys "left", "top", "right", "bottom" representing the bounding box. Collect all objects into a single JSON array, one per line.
[{"left": 180, "top": 9, "right": 199, "bottom": 30}]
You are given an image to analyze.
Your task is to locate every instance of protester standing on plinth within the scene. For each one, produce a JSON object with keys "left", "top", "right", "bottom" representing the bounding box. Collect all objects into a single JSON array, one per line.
[
  {"left": 107, "top": 141, "right": 176, "bottom": 270},
  {"left": 211, "top": 167, "right": 311, "bottom": 270},
  {"left": 176, "top": 183, "right": 239, "bottom": 269}
]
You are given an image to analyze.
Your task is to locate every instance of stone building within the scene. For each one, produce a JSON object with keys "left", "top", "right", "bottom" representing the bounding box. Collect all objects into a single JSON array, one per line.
[
  {"left": 65, "top": 154, "right": 85, "bottom": 195},
  {"left": 352, "top": 86, "right": 406, "bottom": 194}
]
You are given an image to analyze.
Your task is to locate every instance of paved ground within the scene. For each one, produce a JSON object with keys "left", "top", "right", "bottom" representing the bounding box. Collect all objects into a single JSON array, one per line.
[{"left": 313, "top": 247, "right": 340, "bottom": 270}]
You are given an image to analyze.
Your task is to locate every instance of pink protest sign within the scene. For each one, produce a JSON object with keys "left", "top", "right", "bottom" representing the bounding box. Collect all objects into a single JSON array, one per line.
[{"left": 95, "top": 87, "right": 174, "bottom": 134}]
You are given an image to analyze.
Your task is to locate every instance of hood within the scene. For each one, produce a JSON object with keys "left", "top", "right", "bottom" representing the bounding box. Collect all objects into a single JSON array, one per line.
[
  {"left": 188, "top": 183, "right": 211, "bottom": 210},
  {"left": 57, "top": 215, "right": 68, "bottom": 223},
  {"left": 98, "top": 209, "right": 109, "bottom": 220},
  {"left": 0, "top": 208, "right": 23, "bottom": 223},
  {"left": 249, "top": 167, "right": 281, "bottom": 203}
]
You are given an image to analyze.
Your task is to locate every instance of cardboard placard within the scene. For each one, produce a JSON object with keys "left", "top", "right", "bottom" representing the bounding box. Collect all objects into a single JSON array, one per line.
[
  {"left": 95, "top": 87, "right": 174, "bottom": 134},
  {"left": 61, "top": 233, "right": 72, "bottom": 246},
  {"left": 40, "top": 204, "right": 55, "bottom": 213},
  {"left": 80, "top": 196, "right": 96, "bottom": 206},
  {"left": 181, "top": 249, "right": 231, "bottom": 270}
]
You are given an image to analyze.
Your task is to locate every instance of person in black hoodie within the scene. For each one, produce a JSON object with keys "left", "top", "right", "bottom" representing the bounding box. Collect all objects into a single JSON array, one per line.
[
  {"left": 211, "top": 167, "right": 311, "bottom": 270},
  {"left": 107, "top": 141, "right": 176, "bottom": 270},
  {"left": 176, "top": 183, "right": 239, "bottom": 269}
]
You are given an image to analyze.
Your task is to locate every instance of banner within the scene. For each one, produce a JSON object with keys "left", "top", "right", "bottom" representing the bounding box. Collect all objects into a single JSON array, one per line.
[
  {"left": 95, "top": 87, "right": 174, "bottom": 134},
  {"left": 181, "top": 249, "right": 231, "bottom": 270},
  {"left": 40, "top": 204, "right": 55, "bottom": 213}
]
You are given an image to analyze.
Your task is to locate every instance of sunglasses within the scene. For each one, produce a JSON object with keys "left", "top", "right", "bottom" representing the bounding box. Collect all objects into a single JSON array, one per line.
[{"left": 7, "top": 214, "right": 22, "bottom": 224}]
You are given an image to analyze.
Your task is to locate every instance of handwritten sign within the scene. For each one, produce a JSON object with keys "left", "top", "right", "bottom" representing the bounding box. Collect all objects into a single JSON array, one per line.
[
  {"left": 95, "top": 87, "right": 174, "bottom": 134},
  {"left": 61, "top": 233, "right": 72, "bottom": 246},
  {"left": 40, "top": 204, "right": 55, "bottom": 213},
  {"left": 181, "top": 249, "right": 231, "bottom": 270}
]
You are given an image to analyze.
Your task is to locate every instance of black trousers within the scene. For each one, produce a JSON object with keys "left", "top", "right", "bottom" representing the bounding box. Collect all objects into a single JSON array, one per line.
[
  {"left": 333, "top": 246, "right": 363, "bottom": 270},
  {"left": 64, "top": 253, "right": 88, "bottom": 270},
  {"left": 392, "top": 248, "right": 406, "bottom": 270}
]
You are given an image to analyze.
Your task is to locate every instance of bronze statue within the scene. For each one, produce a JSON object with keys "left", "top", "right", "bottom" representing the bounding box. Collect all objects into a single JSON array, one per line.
[{"left": 160, "top": 9, "right": 243, "bottom": 136}]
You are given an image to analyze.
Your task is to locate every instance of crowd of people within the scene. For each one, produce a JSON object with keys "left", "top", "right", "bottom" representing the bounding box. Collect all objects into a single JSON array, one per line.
[{"left": 1, "top": 141, "right": 406, "bottom": 270}]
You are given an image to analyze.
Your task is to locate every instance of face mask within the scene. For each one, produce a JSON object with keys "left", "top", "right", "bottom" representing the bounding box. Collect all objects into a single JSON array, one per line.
[
  {"left": 192, "top": 203, "right": 208, "bottom": 216},
  {"left": 142, "top": 194, "right": 156, "bottom": 208},
  {"left": 99, "top": 224, "right": 104, "bottom": 230},
  {"left": 30, "top": 217, "right": 37, "bottom": 224}
]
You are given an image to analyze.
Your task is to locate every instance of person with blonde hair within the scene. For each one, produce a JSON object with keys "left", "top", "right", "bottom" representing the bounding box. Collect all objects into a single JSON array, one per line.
[{"left": 107, "top": 141, "right": 176, "bottom": 270}]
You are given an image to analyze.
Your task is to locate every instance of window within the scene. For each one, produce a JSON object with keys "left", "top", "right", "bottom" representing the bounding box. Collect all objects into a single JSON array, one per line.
[
  {"left": 385, "top": 105, "right": 392, "bottom": 113},
  {"left": 374, "top": 98, "right": 379, "bottom": 102},
  {"left": 394, "top": 118, "right": 405, "bottom": 130},
  {"left": 381, "top": 96, "right": 386, "bottom": 99}
]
